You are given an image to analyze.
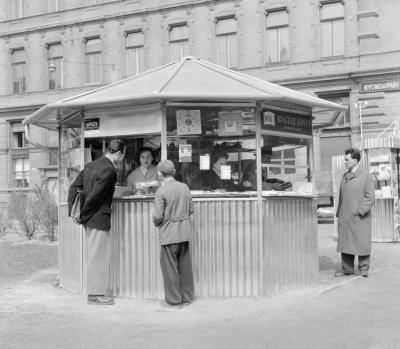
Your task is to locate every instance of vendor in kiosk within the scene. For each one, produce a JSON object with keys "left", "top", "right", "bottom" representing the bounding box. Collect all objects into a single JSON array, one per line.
[
  {"left": 203, "top": 148, "right": 244, "bottom": 192},
  {"left": 127, "top": 147, "right": 159, "bottom": 194}
]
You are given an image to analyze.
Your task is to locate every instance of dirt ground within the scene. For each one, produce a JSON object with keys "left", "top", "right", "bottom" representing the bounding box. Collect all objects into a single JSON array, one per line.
[{"left": 1, "top": 226, "right": 400, "bottom": 349}]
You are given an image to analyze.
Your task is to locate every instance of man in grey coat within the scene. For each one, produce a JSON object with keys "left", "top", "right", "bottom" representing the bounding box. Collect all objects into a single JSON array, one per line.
[
  {"left": 153, "top": 160, "right": 194, "bottom": 307},
  {"left": 336, "top": 148, "right": 375, "bottom": 278}
]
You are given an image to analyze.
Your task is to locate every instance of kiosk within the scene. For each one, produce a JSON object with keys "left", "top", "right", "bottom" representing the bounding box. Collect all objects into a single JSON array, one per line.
[{"left": 23, "top": 57, "right": 345, "bottom": 298}]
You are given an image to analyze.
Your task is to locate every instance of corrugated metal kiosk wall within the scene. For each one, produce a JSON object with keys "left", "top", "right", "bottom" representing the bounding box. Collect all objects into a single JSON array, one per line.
[
  {"left": 59, "top": 196, "right": 318, "bottom": 298},
  {"left": 108, "top": 195, "right": 317, "bottom": 299}
]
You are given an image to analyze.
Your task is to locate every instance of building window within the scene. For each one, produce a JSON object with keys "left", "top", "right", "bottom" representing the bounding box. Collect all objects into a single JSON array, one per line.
[
  {"left": 169, "top": 24, "right": 189, "bottom": 62},
  {"left": 13, "top": 157, "right": 29, "bottom": 187},
  {"left": 48, "top": 148, "right": 58, "bottom": 166},
  {"left": 317, "top": 92, "right": 350, "bottom": 128},
  {"left": 10, "top": 122, "right": 28, "bottom": 149},
  {"left": 320, "top": 1, "right": 344, "bottom": 57},
  {"left": 215, "top": 17, "right": 237, "bottom": 68},
  {"left": 47, "top": 43, "right": 63, "bottom": 90},
  {"left": 125, "top": 31, "right": 144, "bottom": 77},
  {"left": 10, "top": 0, "right": 23, "bottom": 19},
  {"left": 266, "top": 9, "right": 289, "bottom": 63},
  {"left": 84, "top": 38, "right": 102, "bottom": 84},
  {"left": 47, "top": 130, "right": 59, "bottom": 166},
  {"left": 11, "top": 49, "right": 26, "bottom": 94},
  {"left": 46, "top": 0, "right": 59, "bottom": 12}
]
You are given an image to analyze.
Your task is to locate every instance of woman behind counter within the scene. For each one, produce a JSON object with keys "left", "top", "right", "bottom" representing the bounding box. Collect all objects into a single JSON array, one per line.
[
  {"left": 127, "top": 147, "right": 159, "bottom": 194},
  {"left": 204, "top": 149, "right": 244, "bottom": 192}
]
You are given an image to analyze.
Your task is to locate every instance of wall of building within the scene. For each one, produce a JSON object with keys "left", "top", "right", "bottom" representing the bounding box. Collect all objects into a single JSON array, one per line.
[{"left": 0, "top": 0, "right": 399, "bottom": 202}]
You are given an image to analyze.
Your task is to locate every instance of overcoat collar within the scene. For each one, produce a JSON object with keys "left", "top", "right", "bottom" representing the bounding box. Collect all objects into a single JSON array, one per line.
[
  {"left": 344, "top": 166, "right": 362, "bottom": 182},
  {"left": 100, "top": 155, "right": 115, "bottom": 168}
]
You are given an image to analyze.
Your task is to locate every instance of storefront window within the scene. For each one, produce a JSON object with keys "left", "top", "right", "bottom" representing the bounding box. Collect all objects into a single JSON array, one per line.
[
  {"left": 166, "top": 106, "right": 256, "bottom": 191},
  {"left": 368, "top": 148, "right": 396, "bottom": 198}
]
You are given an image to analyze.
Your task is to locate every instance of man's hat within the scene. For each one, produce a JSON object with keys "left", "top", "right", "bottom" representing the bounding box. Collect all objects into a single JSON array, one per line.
[{"left": 157, "top": 160, "right": 175, "bottom": 174}]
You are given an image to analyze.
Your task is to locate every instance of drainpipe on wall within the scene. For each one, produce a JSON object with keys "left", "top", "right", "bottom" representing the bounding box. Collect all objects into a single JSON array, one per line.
[{"left": 24, "top": 124, "right": 58, "bottom": 157}]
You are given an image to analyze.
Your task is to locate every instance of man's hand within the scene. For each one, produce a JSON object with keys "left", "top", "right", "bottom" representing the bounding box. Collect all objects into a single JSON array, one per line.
[{"left": 72, "top": 217, "right": 82, "bottom": 225}]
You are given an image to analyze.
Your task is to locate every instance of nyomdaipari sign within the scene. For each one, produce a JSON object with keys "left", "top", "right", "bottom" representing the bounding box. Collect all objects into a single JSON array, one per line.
[{"left": 360, "top": 80, "right": 400, "bottom": 93}]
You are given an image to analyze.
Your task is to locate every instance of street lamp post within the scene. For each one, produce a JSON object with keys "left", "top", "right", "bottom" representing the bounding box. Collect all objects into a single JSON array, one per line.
[{"left": 355, "top": 100, "right": 368, "bottom": 146}]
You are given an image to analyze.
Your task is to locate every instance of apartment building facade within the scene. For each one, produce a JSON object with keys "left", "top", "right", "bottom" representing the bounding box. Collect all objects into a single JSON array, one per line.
[{"left": 0, "top": 0, "right": 399, "bottom": 202}]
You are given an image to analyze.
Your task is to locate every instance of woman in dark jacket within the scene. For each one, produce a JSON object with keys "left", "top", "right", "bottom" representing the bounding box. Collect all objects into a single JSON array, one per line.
[{"left": 204, "top": 149, "right": 243, "bottom": 191}]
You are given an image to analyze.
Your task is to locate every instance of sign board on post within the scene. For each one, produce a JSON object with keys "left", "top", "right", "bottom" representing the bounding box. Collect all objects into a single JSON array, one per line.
[
  {"left": 261, "top": 109, "right": 312, "bottom": 137},
  {"left": 85, "top": 118, "right": 100, "bottom": 131}
]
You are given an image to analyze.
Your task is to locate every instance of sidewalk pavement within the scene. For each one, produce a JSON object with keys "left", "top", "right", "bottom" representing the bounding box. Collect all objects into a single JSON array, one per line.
[
  {"left": 317, "top": 223, "right": 400, "bottom": 291},
  {"left": 0, "top": 223, "right": 399, "bottom": 349}
]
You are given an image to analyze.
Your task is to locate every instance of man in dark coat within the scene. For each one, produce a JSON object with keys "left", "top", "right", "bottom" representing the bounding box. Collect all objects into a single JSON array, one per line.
[
  {"left": 68, "top": 139, "right": 125, "bottom": 304},
  {"left": 153, "top": 160, "right": 195, "bottom": 307},
  {"left": 336, "top": 148, "right": 375, "bottom": 278}
]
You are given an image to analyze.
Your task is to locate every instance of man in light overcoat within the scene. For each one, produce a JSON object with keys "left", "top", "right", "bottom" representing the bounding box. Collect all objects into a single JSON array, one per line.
[{"left": 336, "top": 148, "right": 375, "bottom": 277}]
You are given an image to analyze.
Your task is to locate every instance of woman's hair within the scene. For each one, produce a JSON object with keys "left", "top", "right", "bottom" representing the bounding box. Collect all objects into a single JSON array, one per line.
[
  {"left": 211, "top": 149, "right": 229, "bottom": 165},
  {"left": 139, "top": 147, "right": 154, "bottom": 157},
  {"left": 106, "top": 139, "right": 126, "bottom": 154}
]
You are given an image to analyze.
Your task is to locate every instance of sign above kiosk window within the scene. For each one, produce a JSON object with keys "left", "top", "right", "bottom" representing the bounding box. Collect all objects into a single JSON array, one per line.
[
  {"left": 360, "top": 80, "right": 400, "bottom": 93},
  {"left": 85, "top": 118, "right": 100, "bottom": 131},
  {"left": 261, "top": 109, "right": 312, "bottom": 137}
]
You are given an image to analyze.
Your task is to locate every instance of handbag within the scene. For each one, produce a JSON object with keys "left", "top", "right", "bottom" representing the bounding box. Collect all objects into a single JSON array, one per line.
[{"left": 71, "top": 190, "right": 83, "bottom": 224}]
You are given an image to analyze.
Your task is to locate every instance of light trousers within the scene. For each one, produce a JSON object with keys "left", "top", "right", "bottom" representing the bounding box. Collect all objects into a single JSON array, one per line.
[{"left": 85, "top": 227, "right": 111, "bottom": 296}]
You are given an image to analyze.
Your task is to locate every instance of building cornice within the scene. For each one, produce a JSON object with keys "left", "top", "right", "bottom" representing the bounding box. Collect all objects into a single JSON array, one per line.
[
  {"left": 276, "top": 69, "right": 400, "bottom": 88},
  {"left": 0, "top": 0, "right": 234, "bottom": 39},
  {"left": 0, "top": 105, "right": 43, "bottom": 116}
]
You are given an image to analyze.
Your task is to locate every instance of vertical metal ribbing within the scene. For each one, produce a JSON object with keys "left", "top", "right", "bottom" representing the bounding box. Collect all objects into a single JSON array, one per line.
[
  {"left": 263, "top": 197, "right": 318, "bottom": 295},
  {"left": 58, "top": 204, "right": 83, "bottom": 294},
  {"left": 192, "top": 199, "right": 261, "bottom": 298},
  {"left": 109, "top": 197, "right": 317, "bottom": 299},
  {"left": 111, "top": 200, "right": 163, "bottom": 299},
  {"left": 372, "top": 198, "right": 397, "bottom": 242}
]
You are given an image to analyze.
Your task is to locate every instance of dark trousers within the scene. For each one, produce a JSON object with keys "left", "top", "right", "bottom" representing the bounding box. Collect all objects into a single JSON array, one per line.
[
  {"left": 341, "top": 253, "right": 370, "bottom": 275},
  {"left": 160, "top": 241, "right": 194, "bottom": 305}
]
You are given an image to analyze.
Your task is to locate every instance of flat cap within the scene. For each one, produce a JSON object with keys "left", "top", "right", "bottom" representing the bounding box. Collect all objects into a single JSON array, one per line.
[{"left": 157, "top": 159, "right": 175, "bottom": 174}]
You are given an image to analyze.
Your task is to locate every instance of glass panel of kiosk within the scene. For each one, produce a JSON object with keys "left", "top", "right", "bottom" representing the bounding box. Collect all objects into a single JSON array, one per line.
[
  {"left": 166, "top": 106, "right": 256, "bottom": 192},
  {"left": 59, "top": 121, "right": 82, "bottom": 203}
]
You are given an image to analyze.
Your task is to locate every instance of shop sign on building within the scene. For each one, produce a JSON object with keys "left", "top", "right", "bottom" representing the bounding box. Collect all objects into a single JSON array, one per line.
[
  {"left": 261, "top": 109, "right": 312, "bottom": 137},
  {"left": 360, "top": 80, "right": 400, "bottom": 93}
]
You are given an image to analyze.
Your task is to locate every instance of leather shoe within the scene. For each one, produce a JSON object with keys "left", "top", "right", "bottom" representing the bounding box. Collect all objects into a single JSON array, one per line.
[
  {"left": 87, "top": 296, "right": 115, "bottom": 305},
  {"left": 361, "top": 272, "right": 369, "bottom": 278},
  {"left": 335, "top": 271, "right": 354, "bottom": 277}
]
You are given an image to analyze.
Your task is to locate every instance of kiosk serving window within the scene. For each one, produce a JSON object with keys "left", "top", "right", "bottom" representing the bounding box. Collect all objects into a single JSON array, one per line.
[
  {"left": 84, "top": 135, "right": 160, "bottom": 187},
  {"left": 166, "top": 106, "right": 256, "bottom": 191}
]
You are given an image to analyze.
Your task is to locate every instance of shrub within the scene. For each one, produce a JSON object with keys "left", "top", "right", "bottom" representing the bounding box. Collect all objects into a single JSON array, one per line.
[
  {"left": 32, "top": 182, "right": 58, "bottom": 242},
  {"left": 0, "top": 207, "right": 12, "bottom": 238},
  {"left": 9, "top": 191, "right": 41, "bottom": 240}
]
